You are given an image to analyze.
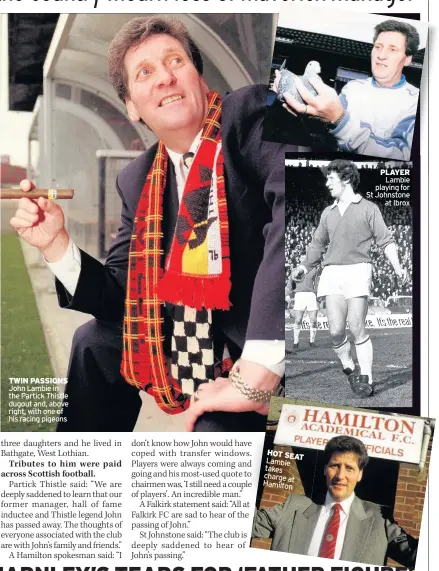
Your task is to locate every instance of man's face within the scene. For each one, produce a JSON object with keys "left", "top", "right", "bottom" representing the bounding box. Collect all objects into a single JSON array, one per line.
[
  {"left": 326, "top": 172, "right": 345, "bottom": 199},
  {"left": 124, "top": 34, "right": 209, "bottom": 141},
  {"left": 324, "top": 452, "right": 363, "bottom": 502},
  {"left": 371, "top": 31, "right": 412, "bottom": 87}
]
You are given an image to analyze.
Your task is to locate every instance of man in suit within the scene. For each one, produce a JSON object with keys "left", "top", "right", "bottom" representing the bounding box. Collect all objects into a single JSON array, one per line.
[
  {"left": 252, "top": 436, "right": 417, "bottom": 567},
  {"left": 11, "top": 16, "right": 289, "bottom": 432}
]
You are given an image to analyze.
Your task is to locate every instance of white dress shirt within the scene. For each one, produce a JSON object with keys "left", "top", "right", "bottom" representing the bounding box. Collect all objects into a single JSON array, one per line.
[
  {"left": 307, "top": 492, "right": 356, "bottom": 560},
  {"left": 46, "top": 133, "right": 284, "bottom": 376}
]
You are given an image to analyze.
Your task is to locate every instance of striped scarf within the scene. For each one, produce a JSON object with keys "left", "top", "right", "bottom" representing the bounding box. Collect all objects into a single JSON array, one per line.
[{"left": 121, "top": 92, "right": 231, "bottom": 414}]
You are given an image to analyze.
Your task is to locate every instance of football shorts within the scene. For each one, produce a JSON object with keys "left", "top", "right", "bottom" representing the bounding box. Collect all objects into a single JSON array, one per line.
[
  {"left": 293, "top": 291, "right": 318, "bottom": 312},
  {"left": 317, "top": 263, "right": 372, "bottom": 299}
]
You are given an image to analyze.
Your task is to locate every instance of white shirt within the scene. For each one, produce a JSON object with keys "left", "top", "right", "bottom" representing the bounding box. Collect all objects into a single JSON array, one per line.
[
  {"left": 307, "top": 492, "right": 356, "bottom": 560},
  {"left": 167, "top": 131, "right": 202, "bottom": 202},
  {"left": 46, "top": 135, "right": 284, "bottom": 376}
]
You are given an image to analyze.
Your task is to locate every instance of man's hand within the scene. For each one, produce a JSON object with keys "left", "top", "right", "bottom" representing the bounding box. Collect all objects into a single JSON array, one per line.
[
  {"left": 10, "top": 179, "right": 69, "bottom": 262},
  {"left": 185, "top": 359, "right": 280, "bottom": 431},
  {"left": 276, "top": 71, "right": 344, "bottom": 124},
  {"left": 291, "top": 265, "right": 306, "bottom": 283},
  {"left": 396, "top": 268, "right": 409, "bottom": 286}
]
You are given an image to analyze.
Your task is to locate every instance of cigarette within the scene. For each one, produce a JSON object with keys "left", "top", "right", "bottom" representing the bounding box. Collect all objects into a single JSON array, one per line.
[{"left": 0, "top": 188, "right": 74, "bottom": 200}]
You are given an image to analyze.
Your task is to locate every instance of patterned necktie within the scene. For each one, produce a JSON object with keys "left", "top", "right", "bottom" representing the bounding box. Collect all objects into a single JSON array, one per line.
[{"left": 318, "top": 503, "right": 341, "bottom": 559}]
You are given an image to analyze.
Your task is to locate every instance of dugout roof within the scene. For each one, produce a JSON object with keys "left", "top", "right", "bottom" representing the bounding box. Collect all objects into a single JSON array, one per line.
[
  {"left": 8, "top": 14, "right": 59, "bottom": 111},
  {"left": 8, "top": 14, "right": 272, "bottom": 113}
]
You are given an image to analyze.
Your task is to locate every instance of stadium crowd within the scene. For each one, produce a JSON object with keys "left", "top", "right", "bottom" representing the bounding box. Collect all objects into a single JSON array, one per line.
[{"left": 285, "top": 163, "right": 413, "bottom": 301}]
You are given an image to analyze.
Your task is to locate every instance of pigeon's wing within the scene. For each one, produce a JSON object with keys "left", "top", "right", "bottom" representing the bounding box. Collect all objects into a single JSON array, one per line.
[{"left": 277, "top": 70, "right": 304, "bottom": 104}]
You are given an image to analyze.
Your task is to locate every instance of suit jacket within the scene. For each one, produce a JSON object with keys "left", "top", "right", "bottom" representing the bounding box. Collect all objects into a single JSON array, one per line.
[
  {"left": 57, "top": 84, "right": 295, "bottom": 350},
  {"left": 252, "top": 494, "right": 417, "bottom": 567}
]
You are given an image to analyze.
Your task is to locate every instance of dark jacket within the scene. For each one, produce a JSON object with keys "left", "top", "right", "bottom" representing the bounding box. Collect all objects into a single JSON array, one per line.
[
  {"left": 253, "top": 493, "right": 417, "bottom": 567},
  {"left": 57, "top": 84, "right": 295, "bottom": 349}
]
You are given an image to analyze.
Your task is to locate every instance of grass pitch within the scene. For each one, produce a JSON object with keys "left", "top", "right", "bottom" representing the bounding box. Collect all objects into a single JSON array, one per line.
[
  {"left": 285, "top": 324, "right": 413, "bottom": 408},
  {"left": 1, "top": 235, "right": 56, "bottom": 431}
]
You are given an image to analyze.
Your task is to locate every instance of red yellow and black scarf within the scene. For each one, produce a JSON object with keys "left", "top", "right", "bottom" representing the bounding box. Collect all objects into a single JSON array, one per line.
[{"left": 121, "top": 92, "right": 231, "bottom": 414}]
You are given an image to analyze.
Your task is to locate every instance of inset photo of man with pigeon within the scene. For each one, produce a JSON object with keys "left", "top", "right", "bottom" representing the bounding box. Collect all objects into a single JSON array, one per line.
[{"left": 264, "top": 6, "right": 428, "bottom": 160}]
